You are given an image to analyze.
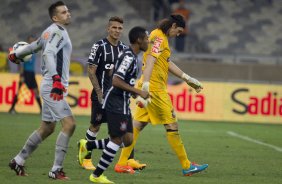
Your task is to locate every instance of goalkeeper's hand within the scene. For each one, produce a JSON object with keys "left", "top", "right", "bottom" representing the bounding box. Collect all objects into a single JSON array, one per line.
[
  {"left": 136, "top": 81, "right": 151, "bottom": 108},
  {"left": 8, "top": 48, "right": 23, "bottom": 64},
  {"left": 141, "top": 81, "right": 150, "bottom": 92},
  {"left": 136, "top": 90, "right": 151, "bottom": 108},
  {"left": 50, "top": 75, "right": 66, "bottom": 101},
  {"left": 136, "top": 96, "right": 151, "bottom": 108},
  {"left": 182, "top": 73, "right": 203, "bottom": 93}
]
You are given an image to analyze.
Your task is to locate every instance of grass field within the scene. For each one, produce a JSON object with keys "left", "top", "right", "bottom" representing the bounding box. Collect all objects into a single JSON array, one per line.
[{"left": 0, "top": 112, "right": 282, "bottom": 184}]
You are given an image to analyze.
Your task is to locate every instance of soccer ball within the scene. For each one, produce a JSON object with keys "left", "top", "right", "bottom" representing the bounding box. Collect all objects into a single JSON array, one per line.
[{"left": 12, "top": 41, "right": 32, "bottom": 62}]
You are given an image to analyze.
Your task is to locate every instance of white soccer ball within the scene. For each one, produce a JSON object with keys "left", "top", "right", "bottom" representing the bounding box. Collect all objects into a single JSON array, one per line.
[{"left": 12, "top": 41, "right": 32, "bottom": 62}]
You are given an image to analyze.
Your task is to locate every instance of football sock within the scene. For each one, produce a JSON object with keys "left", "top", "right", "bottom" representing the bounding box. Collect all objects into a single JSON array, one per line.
[
  {"left": 86, "top": 138, "right": 110, "bottom": 150},
  {"left": 93, "top": 141, "right": 120, "bottom": 177},
  {"left": 86, "top": 128, "right": 98, "bottom": 141},
  {"left": 15, "top": 130, "right": 42, "bottom": 165},
  {"left": 166, "top": 131, "right": 191, "bottom": 169},
  {"left": 52, "top": 131, "right": 70, "bottom": 171},
  {"left": 85, "top": 129, "right": 98, "bottom": 159},
  {"left": 117, "top": 127, "right": 140, "bottom": 166}
]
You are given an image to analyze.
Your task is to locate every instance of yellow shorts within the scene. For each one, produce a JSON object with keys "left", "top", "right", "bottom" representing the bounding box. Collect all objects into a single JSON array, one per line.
[{"left": 133, "top": 91, "right": 177, "bottom": 125}]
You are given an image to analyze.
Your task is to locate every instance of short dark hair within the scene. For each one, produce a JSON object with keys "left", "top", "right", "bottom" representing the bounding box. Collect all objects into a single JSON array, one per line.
[
  {"left": 128, "top": 26, "right": 147, "bottom": 44},
  {"left": 109, "top": 16, "right": 124, "bottom": 24},
  {"left": 48, "top": 1, "right": 65, "bottom": 20},
  {"left": 157, "top": 14, "right": 186, "bottom": 34}
]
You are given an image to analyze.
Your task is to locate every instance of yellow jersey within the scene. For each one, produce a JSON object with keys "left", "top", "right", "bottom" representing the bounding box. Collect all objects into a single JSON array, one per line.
[{"left": 138, "top": 29, "right": 171, "bottom": 92}]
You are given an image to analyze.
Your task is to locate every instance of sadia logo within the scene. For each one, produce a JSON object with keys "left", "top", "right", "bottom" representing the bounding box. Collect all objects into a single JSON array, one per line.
[
  {"left": 169, "top": 88, "right": 205, "bottom": 113},
  {"left": 231, "top": 88, "right": 282, "bottom": 116}
]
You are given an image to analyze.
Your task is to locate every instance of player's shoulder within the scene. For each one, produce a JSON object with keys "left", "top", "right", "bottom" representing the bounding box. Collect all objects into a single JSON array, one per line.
[
  {"left": 92, "top": 38, "right": 108, "bottom": 47},
  {"left": 123, "top": 48, "right": 134, "bottom": 56},
  {"left": 118, "top": 41, "right": 128, "bottom": 49},
  {"left": 151, "top": 29, "right": 165, "bottom": 37},
  {"left": 122, "top": 48, "right": 136, "bottom": 62},
  {"left": 49, "top": 23, "right": 65, "bottom": 32},
  {"left": 150, "top": 29, "right": 165, "bottom": 42},
  {"left": 43, "top": 23, "right": 65, "bottom": 37}
]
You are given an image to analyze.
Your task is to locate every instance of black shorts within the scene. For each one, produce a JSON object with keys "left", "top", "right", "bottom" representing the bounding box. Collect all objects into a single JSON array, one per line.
[
  {"left": 106, "top": 111, "right": 133, "bottom": 138},
  {"left": 23, "top": 71, "right": 38, "bottom": 89},
  {"left": 90, "top": 100, "right": 107, "bottom": 125}
]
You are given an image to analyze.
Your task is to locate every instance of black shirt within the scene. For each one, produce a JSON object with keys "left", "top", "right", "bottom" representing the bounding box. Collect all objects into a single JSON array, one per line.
[
  {"left": 87, "top": 38, "right": 127, "bottom": 101},
  {"left": 103, "top": 47, "right": 140, "bottom": 115}
]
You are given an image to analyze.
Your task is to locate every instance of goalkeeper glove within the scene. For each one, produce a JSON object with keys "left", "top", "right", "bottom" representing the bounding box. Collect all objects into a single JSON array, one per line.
[
  {"left": 136, "top": 96, "right": 151, "bottom": 108},
  {"left": 50, "top": 75, "right": 66, "bottom": 101},
  {"left": 142, "top": 81, "right": 150, "bottom": 92},
  {"left": 8, "top": 49, "right": 23, "bottom": 64},
  {"left": 182, "top": 73, "right": 203, "bottom": 93}
]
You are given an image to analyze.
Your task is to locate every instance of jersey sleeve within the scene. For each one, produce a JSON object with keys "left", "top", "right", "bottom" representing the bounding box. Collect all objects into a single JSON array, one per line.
[
  {"left": 42, "top": 29, "right": 65, "bottom": 77},
  {"left": 149, "top": 35, "right": 164, "bottom": 59},
  {"left": 15, "top": 38, "right": 42, "bottom": 58},
  {"left": 114, "top": 53, "right": 134, "bottom": 80},
  {"left": 88, "top": 42, "right": 102, "bottom": 66}
]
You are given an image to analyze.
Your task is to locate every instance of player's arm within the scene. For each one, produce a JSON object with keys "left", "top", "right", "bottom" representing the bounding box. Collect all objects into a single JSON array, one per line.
[
  {"left": 88, "top": 65, "right": 103, "bottom": 104},
  {"left": 141, "top": 34, "right": 163, "bottom": 92},
  {"left": 114, "top": 54, "right": 149, "bottom": 99},
  {"left": 142, "top": 54, "right": 156, "bottom": 92},
  {"left": 112, "top": 76, "right": 148, "bottom": 99},
  {"left": 9, "top": 38, "right": 42, "bottom": 64},
  {"left": 43, "top": 30, "right": 66, "bottom": 100},
  {"left": 168, "top": 61, "right": 203, "bottom": 93},
  {"left": 87, "top": 43, "right": 103, "bottom": 104}
]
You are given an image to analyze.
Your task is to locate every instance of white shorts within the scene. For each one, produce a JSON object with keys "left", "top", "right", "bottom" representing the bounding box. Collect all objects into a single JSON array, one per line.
[{"left": 40, "top": 80, "right": 72, "bottom": 122}]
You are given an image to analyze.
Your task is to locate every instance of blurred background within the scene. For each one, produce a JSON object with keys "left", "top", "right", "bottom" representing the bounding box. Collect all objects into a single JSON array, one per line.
[
  {"left": 0, "top": 0, "right": 281, "bottom": 83},
  {"left": 1, "top": 2, "right": 281, "bottom": 183},
  {"left": 0, "top": 0, "right": 281, "bottom": 123}
]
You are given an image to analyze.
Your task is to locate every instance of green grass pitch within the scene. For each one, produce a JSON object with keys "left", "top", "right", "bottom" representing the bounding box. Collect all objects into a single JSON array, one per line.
[{"left": 0, "top": 112, "right": 282, "bottom": 184}]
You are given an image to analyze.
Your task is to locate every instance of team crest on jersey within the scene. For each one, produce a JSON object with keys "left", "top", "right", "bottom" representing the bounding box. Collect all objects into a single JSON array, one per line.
[
  {"left": 120, "top": 121, "right": 128, "bottom": 131},
  {"left": 151, "top": 37, "right": 163, "bottom": 54},
  {"left": 43, "top": 32, "right": 50, "bottom": 40}
]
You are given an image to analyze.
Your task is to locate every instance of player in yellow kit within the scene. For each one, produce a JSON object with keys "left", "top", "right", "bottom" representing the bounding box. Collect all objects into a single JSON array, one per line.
[{"left": 115, "top": 14, "right": 208, "bottom": 176}]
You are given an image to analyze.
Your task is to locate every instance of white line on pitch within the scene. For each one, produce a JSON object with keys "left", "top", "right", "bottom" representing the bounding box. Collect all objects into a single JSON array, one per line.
[{"left": 227, "top": 131, "right": 282, "bottom": 153}]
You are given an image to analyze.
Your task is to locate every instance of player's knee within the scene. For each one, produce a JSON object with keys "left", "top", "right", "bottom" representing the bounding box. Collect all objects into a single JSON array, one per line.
[
  {"left": 62, "top": 119, "right": 76, "bottom": 136},
  {"left": 123, "top": 138, "right": 133, "bottom": 147},
  {"left": 164, "top": 122, "right": 178, "bottom": 131},
  {"left": 122, "top": 133, "right": 133, "bottom": 147},
  {"left": 133, "top": 120, "right": 147, "bottom": 130},
  {"left": 68, "top": 122, "right": 76, "bottom": 135},
  {"left": 38, "top": 123, "right": 55, "bottom": 139}
]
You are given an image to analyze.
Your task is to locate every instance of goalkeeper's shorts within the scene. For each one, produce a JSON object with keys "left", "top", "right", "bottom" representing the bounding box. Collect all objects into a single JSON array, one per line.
[
  {"left": 40, "top": 80, "right": 72, "bottom": 122},
  {"left": 133, "top": 91, "right": 177, "bottom": 125}
]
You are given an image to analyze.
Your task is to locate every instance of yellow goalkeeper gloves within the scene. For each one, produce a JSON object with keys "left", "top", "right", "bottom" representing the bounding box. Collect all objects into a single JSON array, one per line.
[
  {"left": 136, "top": 81, "right": 151, "bottom": 108},
  {"left": 182, "top": 73, "right": 203, "bottom": 93}
]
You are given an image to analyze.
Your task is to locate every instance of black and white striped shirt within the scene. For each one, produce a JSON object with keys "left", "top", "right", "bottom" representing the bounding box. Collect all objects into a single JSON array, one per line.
[
  {"left": 87, "top": 38, "right": 127, "bottom": 101},
  {"left": 103, "top": 47, "right": 139, "bottom": 115}
]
